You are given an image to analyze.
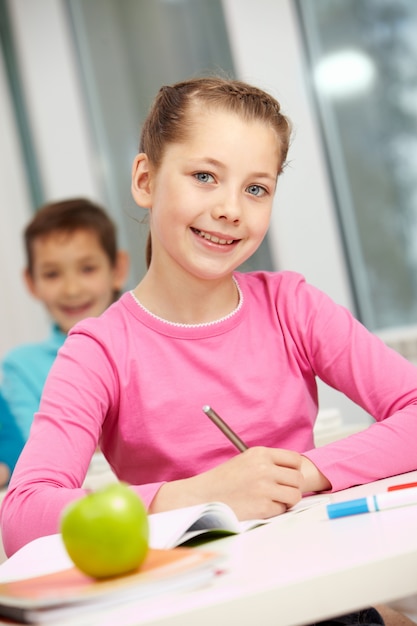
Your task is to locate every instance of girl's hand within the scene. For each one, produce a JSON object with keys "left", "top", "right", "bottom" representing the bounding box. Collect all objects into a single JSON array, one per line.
[
  {"left": 149, "top": 447, "right": 330, "bottom": 520},
  {"left": 195, "top": 446, "right": 304, "bottom": 519}
]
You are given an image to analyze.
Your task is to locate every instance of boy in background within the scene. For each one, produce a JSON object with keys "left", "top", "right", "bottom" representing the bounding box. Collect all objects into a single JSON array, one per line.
[{"left": 0, "top": 198, "right": 129, "bottom": 443}]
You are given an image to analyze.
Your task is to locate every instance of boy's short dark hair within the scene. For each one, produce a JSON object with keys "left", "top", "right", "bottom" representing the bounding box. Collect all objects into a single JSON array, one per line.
[{"left": 25, "top": 198, "right": 118, "bottom": 277}]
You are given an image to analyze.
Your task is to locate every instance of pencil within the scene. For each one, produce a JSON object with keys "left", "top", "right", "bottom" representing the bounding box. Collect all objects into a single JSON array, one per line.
[{"left": 202, "top": 405, "right": 248, "bottom": 453}]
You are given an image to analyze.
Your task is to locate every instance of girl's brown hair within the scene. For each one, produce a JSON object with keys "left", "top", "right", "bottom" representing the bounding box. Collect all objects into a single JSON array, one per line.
[
  {"left": 139, "top": 76, "right": 292, "bottom": 267},
  {"left": 140, "top": 76, "right": 292, "bottom": 171}
]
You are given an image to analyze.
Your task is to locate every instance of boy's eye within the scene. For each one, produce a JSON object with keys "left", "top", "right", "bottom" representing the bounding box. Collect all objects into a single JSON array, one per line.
[
  {"left": 42, "top": 271, "right": 59, "bottom": 280},
  {"left": 194, "top": 172, "right": 214, "bottom": 184},
  {"left": 246, "top": 184, "right": 267, "bottom": 197},
  {"left": 82, "top": 265, "right": 97, "bottom": 274}
]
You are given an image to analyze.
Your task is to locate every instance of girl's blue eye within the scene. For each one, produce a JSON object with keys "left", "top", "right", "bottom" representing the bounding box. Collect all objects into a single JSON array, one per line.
[
  {"left": 194, "top": 172, "right": 214, "bottom": 183},
  {"left": 246, "top": 184, "right": 266, "bottom": 197}
]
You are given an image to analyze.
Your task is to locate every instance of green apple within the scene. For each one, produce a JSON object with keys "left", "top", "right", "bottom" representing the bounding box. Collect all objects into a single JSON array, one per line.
[{"left": 60, "top": 482, "right": 149, "bottom": 579}]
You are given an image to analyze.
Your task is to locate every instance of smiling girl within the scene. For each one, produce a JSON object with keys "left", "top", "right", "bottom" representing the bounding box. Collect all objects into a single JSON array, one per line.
[{"left": 2, "top": 78, "right": 417, "bottom": 625}]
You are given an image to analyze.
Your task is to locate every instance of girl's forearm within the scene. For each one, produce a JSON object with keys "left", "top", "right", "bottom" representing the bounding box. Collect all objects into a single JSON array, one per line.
[{"left": 300, "top": 456, "right": 331, "bottom": 493}]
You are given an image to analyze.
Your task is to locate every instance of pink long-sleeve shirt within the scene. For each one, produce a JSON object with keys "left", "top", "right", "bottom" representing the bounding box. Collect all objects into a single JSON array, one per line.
[{"left": 2, "top": 271, "right": 417, "bottom": 555}]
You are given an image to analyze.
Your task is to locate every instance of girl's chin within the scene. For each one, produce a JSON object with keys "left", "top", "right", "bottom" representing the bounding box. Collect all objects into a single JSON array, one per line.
[{"left": 186, "top": 266, "right": 238, "bottom": 282}]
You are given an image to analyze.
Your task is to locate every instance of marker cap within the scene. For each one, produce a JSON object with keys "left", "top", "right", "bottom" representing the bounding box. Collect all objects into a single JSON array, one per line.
[{"left": 327, "top": 497, "right": 369, "bottom": 519}]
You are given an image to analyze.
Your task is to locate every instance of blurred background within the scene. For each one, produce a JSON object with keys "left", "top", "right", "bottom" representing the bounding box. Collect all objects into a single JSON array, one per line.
[{"left": 1, "top": 0, "right": 417, "bottom": 427}]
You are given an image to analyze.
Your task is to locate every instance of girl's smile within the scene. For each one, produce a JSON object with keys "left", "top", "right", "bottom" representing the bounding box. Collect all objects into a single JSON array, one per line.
[{"left": 190, "top": 227, "right": 239, "bottom": 247}]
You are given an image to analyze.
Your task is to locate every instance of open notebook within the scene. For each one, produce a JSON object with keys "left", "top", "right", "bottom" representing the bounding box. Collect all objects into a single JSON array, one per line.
[
  {"left": 0, "top": 497, "right": 327, "bottom": 583},
  {"left": 149, "top": 501, "right": 269, "bottom": 548},
  {"left": 149, "top": 496, "right": 328, "bottom": 548}
]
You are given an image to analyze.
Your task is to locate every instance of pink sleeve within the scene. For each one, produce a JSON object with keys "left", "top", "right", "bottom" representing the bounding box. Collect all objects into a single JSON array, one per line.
[
  {"left": 0, "top": 332, "right": 163, "bottom": 557},
  {"left": 288, "top": 278, "right": 417, "bottom": 490}
]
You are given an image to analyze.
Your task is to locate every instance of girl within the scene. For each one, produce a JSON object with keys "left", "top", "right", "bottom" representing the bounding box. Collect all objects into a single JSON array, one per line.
[{"left": 1, "top": 77, "right": 417, "bottom": 581}]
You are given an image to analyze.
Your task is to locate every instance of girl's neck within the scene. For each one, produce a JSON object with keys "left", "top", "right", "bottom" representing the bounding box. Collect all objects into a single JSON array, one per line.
[{"left": 133, "top": 268, "right": 239, "bottom": 325}]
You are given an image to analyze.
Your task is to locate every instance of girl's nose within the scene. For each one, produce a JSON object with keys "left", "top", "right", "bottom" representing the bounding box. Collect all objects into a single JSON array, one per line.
[{"left": 212, "top": 191, "right": 242, "bottom": 223}]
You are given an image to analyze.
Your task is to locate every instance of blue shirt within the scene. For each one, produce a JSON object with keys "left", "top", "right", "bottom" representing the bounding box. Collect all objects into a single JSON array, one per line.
[
  {"left": 0, "top": 391, "right": 24, "bottom": 475},
  {"left": 1, "top": 325, "right": 66, "bottom": 440}
]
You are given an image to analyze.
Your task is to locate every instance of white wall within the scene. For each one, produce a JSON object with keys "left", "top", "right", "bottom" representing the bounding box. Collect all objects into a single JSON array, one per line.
[
  {"left": 7, "top": 0, "right": 100, "bottom": 201},
  {"left": 0, "top": 0, "right": 103, "bottom": 358},
  {"left": 0, "top": 35, "right": 48, "bottom": 357}
]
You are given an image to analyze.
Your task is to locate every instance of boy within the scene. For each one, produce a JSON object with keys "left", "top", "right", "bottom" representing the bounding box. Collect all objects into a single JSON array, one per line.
[{"left": 0, "top": 198, "right": 128, "bottom": 442}]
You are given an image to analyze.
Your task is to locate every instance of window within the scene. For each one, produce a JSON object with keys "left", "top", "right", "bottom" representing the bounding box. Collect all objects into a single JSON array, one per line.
[{"left": 297, "top": 0, "right": 417, "bottom": 330}]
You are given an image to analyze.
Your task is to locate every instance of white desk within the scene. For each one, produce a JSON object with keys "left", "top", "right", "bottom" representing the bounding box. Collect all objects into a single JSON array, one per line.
[
  {"left": 111, "top": 471, "right": 417, "bottom": 626},
  {"left": 2, "top": 472, "right": 417, "bottom": 626}
]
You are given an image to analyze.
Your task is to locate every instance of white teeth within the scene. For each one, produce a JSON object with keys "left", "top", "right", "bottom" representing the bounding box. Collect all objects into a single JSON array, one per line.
[{"left": 195, "top": 229, "right": 234, "bottom": 245}]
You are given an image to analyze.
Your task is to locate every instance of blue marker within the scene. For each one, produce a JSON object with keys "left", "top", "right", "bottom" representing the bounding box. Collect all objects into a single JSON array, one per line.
[{"left": 327, "top": 486, "right": 417, "bottom": 519}]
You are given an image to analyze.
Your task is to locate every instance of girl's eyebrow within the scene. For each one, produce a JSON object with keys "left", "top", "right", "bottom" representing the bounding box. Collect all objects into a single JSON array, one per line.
[
  {"left": 188, "top": 157, "right": 224, "bottom": 168},
  {"left": 250, "top": 171, "right": 278, "bottom": 182}
]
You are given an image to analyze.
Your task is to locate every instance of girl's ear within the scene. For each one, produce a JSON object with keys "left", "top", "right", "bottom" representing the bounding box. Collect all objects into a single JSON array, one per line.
[{"left": 131, "top": 153, "right": 153, "bottom": 208}]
